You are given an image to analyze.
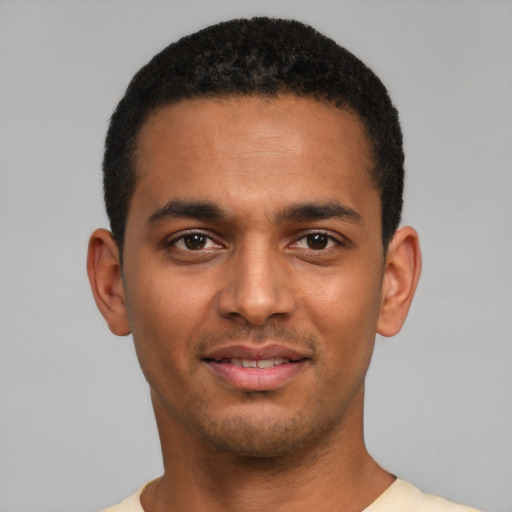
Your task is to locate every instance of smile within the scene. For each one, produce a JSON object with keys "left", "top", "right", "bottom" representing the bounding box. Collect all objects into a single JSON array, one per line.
[
  {"left": 221, "top": 357, "right": 291, "bottom": 368},
  {"left": 202, "top": 346, "right": 310, "bottom": 392}
]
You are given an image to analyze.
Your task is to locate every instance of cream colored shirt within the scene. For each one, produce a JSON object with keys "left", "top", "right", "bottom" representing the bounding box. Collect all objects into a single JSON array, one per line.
[{"left": 103, "top": 478, "right": 481, "bottom": 511}]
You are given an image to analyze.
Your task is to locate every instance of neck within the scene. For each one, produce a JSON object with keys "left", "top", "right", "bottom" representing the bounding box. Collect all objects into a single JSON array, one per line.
[{"left": 142, "top": 388, "right": 393, "bottom": 512}]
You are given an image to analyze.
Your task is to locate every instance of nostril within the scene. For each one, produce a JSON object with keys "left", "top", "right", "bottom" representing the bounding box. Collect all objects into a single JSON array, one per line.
[{"left": 215, "top": 256, "right": 296, "bottom": 324}]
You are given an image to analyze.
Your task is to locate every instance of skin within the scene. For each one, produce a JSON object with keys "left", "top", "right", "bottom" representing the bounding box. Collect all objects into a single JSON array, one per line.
[{"left": 88, "top": 95, "right": 421, "bottom": 512}]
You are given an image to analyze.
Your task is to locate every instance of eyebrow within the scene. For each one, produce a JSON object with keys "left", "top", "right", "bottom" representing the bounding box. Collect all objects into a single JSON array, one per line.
[
  {"left": 279, "top": 201, "right": 363, "bottom": 223},
  {"left": 147, "top": 199, "right": 362, "bottom": 226},
  {"left": 147, "top": 200, "right": 226, "bottom": 225}
]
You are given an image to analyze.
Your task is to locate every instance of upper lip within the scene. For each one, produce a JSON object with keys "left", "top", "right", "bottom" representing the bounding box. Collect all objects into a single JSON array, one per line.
[{"left": 202, "top": 344, "right": 310, "bottom": 362}]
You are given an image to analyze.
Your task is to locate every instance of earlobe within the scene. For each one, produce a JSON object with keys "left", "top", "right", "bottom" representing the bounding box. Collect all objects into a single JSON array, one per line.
[
  {"left": 87, "top": 228, "right": 131, "bottom": 336},
  {"left": 377, "top": 226, "right": 422, "bottom": 337}
]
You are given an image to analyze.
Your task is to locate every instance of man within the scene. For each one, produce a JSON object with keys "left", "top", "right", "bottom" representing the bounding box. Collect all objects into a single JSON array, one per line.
[{"left": 87, "top": 17, "right": 480, "bottom": 512}]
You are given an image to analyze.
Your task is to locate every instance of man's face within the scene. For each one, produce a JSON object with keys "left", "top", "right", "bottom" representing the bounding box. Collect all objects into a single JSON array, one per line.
[{"left": 122, "top": 95, "right": 385, "bottom": 457}]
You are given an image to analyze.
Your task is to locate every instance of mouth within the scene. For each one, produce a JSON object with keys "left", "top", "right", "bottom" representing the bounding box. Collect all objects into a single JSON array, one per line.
[
  {"left": 202, "top": 345, "right": 310, "bottom": 392},
  {"left": 206, "top": 356, "right": 293, "bottom": 368}
]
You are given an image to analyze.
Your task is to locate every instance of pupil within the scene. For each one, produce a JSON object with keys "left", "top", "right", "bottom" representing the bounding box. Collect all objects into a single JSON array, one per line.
[
  {"left": 307, "top": 234, "right": 328, "bottom": 249},
  {"left": 185, "top": 234, "right": 206, "bottom": 250}
]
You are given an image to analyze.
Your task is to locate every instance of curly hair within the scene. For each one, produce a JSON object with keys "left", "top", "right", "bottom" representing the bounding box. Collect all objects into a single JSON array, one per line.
[{"left": 103, "top": 17, "right": 404, "bottom": 249}]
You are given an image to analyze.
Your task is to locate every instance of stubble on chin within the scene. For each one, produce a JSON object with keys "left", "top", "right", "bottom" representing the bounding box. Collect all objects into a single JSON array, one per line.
[
  {"left": 154, "top": 322, "right": 358, "bottom": 463},
  {"left": 190, "top": 323, "right": 333, "bottom": 459},
  {"left": 189, "top": 390, "right": 351, "bottom": 465}
]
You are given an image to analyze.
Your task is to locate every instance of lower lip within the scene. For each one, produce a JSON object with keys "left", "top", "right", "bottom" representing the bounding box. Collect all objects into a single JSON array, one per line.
[{"left": 204, "top": 360, "right": 308, "bottom": 392}]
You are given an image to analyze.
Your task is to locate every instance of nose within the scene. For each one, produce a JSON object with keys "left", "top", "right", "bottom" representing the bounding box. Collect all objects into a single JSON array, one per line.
[{"left": 216, "top": 242, "right": 296, "bottom": 326}]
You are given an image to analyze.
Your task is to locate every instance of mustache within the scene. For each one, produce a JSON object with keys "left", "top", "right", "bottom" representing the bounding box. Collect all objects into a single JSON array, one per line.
[{"left": 195, "top": 322, "right": 320, "bottom": 352}]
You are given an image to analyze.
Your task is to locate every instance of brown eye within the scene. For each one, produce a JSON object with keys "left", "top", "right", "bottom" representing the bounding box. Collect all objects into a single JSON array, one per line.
[
  {"left": 306, "top": 233, "right": 329, "bottom": 250},
  {"left": 183, "top": 233, "right": 207, "bottom": 250}
]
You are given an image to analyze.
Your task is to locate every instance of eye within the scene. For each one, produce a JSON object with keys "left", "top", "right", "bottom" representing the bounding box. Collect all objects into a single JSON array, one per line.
[
  {"left": 170, "top": 232, "right": 221, "bottom": 251},
  {"left": 294, "top": 232, "right": 339, "bottom": 250}
]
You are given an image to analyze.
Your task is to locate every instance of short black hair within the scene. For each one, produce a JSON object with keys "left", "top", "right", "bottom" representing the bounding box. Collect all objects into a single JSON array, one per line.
[{"left": 103, "top": 17, "right": 404, "bottom": 249}]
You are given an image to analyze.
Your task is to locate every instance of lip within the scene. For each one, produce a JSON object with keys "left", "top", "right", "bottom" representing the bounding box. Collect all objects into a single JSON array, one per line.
[
  {"left": 202, "top": 344, "right": 311, "bottom": 392},
  {"left": 203, "top": 343, "right": 308, "bottom": 362}
]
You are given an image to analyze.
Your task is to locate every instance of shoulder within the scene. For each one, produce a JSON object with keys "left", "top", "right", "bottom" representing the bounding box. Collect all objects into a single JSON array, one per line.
[
  {"left": 101, "top": 483, "right": 146, "bottom": 512},
  {"left": 364, "top": 478, "right": 482, "bottom": 512}
]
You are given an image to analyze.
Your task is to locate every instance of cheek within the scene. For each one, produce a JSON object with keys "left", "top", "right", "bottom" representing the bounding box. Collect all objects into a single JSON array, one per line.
[
  {"left": 296, "top": 262, "right": 383, "bottom": 354},
  {"left": 301, "top": 262, "right": 381, "bottom": 315},
  {"left": 123, "top": 264, "right": 213, "bottom": 376},
  {"left": 127, "top": 259, "right": 211, "bottom": 328}
]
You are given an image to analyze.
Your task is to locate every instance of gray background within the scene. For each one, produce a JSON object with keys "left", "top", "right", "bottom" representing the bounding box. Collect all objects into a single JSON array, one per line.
[{"left": 1, "top": 1, "right": 511, "bottom": 511}]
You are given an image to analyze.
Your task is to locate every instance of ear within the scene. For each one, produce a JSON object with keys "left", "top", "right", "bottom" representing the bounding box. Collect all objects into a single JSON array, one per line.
[
  {"left": 87, "top": 228, "right": 131, "bottom": 336},
  {"left": 377, "top": 226, "right": 422, "bottom": 337}
]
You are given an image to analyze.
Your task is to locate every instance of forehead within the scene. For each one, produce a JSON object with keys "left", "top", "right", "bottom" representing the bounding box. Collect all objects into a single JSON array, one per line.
[
  {"left": 131, "top": 95, "right": 377, "bottom": 225},
  {"left": 136, "top": 95, "right": 373, "bottom": 166}
]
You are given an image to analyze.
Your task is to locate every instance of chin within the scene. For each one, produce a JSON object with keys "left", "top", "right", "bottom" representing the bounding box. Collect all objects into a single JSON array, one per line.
[{"left": 197, "top": 409, "right": 343, "bottom": 461}]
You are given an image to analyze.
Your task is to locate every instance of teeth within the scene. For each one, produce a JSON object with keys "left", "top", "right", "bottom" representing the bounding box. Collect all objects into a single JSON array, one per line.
[
  {"left": 256, "top": 359, "right": 274, "bottom": 369},
  {"left": 229, "top": 358, "right": 291, "bottom": 368}
]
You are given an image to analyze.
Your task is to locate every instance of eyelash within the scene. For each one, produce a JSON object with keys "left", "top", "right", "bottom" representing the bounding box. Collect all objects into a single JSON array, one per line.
[
  {"left": 166, "top": 230, "right": 223, "bottom": 251},
  {"left": 166, "top": 230, "right": 346, "bottom": 252},
  {"left": 293, "top": 231, "right": 345, "bottom": 251}
]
